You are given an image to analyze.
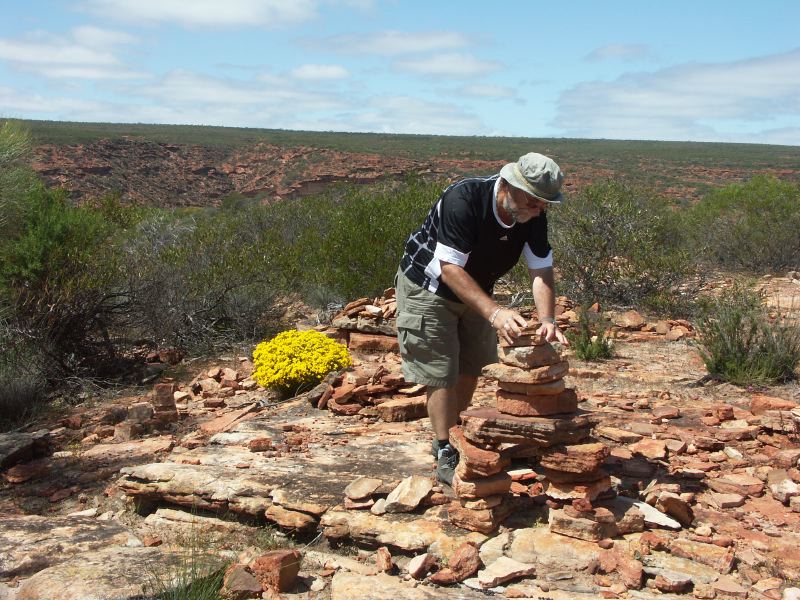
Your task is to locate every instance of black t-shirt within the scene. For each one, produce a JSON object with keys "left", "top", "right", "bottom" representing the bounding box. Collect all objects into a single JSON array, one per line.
[{"left": 399, "top": 175, "right": 551, "bottom": 302}]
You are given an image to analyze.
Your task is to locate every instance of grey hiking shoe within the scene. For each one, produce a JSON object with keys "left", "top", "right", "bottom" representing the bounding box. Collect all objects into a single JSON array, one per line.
[
  {"left": 436, "top": 444, "right": 459, "bottom": 486},
  {"left": 431, "top": 438, "right": 440, "bottom": 458}
]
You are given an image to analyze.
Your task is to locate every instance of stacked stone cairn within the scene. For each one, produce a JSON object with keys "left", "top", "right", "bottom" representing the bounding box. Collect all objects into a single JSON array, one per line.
[{"left": 448, "top": 325, "right": 613, "bottom": 538}]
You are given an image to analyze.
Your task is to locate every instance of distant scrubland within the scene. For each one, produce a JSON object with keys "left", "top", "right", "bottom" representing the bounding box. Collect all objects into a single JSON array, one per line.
[{"left": 1, "top": 119, "right": 799, "bottom": 426}]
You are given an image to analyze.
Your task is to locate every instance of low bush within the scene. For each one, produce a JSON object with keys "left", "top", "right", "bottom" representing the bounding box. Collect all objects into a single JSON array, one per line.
[
  {"left": 252, "top": 329, "right": 351, "bottom": 395},
  {"left": 566, "top": 308, "right": 615, "bottom": 361},
  {"left": 0, "top": 312, "right": 48, "bottom": 430},
  {"left": 685, "top": 175, "right": 800, "bottom": 273},
  {"left": 268, "top": 175, "right": 441, "bottom": 303},
  {"left": 695, "top": 285, "right": 800, "bottom": 385},
  {"left": 548, "top": 180, "right": 693, "bottom": 312}
]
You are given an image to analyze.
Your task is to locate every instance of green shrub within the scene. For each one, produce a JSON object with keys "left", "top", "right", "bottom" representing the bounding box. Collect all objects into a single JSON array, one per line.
[
  {"left": 695, "top": 285, "right": 800, "bottom": 385},
  {"left": 549, "top": 180, "right": 693, "bottom": 312},
  {"left": 685, "top": 175, "right": 800, "bottom": 273},
  {"left": 566, "top": 308, "right": 615, "bottom": 361},
  {"left": 269, "top": 176, "right": 442, "bottom": 303},
  {"left": 0, "top": 186, "right": 127, "bottom": 373}
]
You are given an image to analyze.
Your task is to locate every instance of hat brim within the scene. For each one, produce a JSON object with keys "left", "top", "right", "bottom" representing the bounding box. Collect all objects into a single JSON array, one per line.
[{"left": 500, "top": 163, "right": 563, "bottom": 204}]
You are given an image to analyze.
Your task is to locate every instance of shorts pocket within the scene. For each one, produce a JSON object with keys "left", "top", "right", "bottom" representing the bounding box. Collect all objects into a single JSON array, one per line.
[
  {"left": 396, "top": 313, "right": 423, "bottom": 331},
  {"left": 396, "top": 313, "right": 431, "bottom": 363}
]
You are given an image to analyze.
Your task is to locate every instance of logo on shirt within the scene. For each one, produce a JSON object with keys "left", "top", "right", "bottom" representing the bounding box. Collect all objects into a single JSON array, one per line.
[{"left": 499, "top": 235, "right": 508, "bottom": 241}]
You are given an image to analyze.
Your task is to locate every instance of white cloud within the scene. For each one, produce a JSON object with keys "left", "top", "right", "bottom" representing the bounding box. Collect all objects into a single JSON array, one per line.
[
  {"left": 0, "top": 27, "right": 143, "bottom": 80},
  {"left": 134, "top": 70, "right": 347, "bottom": 113},
  {"left": 394, "top": 52, "right": 501, "bottom": 79},
  {"left": 79, "top": 0, "right": 320, "bottom": 28},
  {"left": 451, "top": 84, "right": 517, "bottom": 99},
  {"left": 0, "top": 86, "right": 107, "bottom": 117},
  {"left": 320, "top": 31, "right": 470, "bottom": 55},
  {"left": 555, "top": 48, "right": 800, "bottom": 144},
  {"left": 289, "top": 64, "right": 349, "bottom": 81},
  {"left": 585, "top": 43, "right": 650, "bottom": 62}
]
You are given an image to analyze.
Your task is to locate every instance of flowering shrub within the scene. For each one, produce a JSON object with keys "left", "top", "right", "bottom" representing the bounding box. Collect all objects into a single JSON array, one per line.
[{"left": 252, "top": 329, "right": 351, "bottom": 394}]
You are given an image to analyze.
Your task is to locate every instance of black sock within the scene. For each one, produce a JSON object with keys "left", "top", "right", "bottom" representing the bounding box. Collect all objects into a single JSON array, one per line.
[{"left": 437, "top": 439, "right": 450, "bottom": 449}]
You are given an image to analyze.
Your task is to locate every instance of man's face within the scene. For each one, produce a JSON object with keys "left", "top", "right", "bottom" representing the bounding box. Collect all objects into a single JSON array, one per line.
[{"left": 503, "top": 185, "right": 548, "bottom": 223}]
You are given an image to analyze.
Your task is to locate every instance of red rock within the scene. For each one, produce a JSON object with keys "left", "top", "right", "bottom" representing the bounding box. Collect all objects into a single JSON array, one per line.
[
  {"left": 428, "top": 542, "right": 480, "bottom": 584},
  {"left": 618, "top": 558, "right": 643, "bottom": 589},
  {"left": 200, "top": 404, "right": 258, "bottom": 434},
  {"left": 143, "top": 535, "right": 163, "bottom": 547},
  {"left": 250, "top": 550, "right": 302, "bottom": 592},
  {"left": 750, "top": 394, "right": 796, "bottom": 415},
  {"left": 222, "top": 564, "right": 262, "bottom": 600},
  {"left": 495, "top": 388, "right": 578, "bottom": 416},
  {"left": 655, "top": 492, "right": 694, "bottom": 527},
  {"left": 615, "top": 310, "right": 645, "bottom": 329},
  {"left": 653, "top": 572, "right": 692, "bottom": 593},
  {"left": 652, "top": 406, "right": 680, "bottom": 420},
  {"left": 497, "top": 328, "right": 548, "bottom": 348},
  {"left": 448, "top": 500, "right": 512, "bottom": 534},
  {"left": 375, "top": 395, "right": 427, "bottom": 422},
  {"left": 548, "top": 508, "right": 617, "bottom": 541},
  {"left": 450, "top": 426, "right": 510, "bottom": 479},
  {"left": 482, "top": 361, "right": 569, "bottom": 384},
  {"left": 375, "top": 546, "right": 393, "bottom": 573},
  {"left": 498, "top": 343, "right": 561, "bottom": 368},
  {"left": 153, "top": 382, "right": 177, "bottom": 406},
  {"left": 348, "top": 332, "right": 399, "bottom": 352},
  {"left": 669, "top": 538, "right": 735, "bottom": 573},
  {"left": 407, "top": 553, "right": 437, "bottom": 580},
  {"left": 327, "top": 397, "right": 364, "bottom": 416},
  {"left": 452, "top": 472, "right": 512, "bottom": 499},
  {"left": 708, "top": 473, "right": 765, "bottom": 497},
  {"left": 461, "top": 407, "right": 593, "bottom": 447},
  {"left": 248, "top": 438, "right": 273, "bottom": 452},
  {"left": 630, "top": 438, "right": 667, "bottom": 460},
  {"left": 497, "top": 378, "right": 566, "bottom": 396},
  {"left": 539, "top": 443, "right": 610, "bottom": 474},
  {"left": 3, "top": 459, "right": 51, "bottom": 484}
]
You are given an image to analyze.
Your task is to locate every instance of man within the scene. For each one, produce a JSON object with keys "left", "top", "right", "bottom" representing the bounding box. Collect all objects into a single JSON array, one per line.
[{"left": 395, "top": 152, "right": 569, "bottom": 485}]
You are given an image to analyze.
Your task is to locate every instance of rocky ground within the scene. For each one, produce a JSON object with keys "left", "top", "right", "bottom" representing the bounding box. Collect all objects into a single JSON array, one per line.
[{"left": 1, "top": 275, "right": 800, "bottom": 600}]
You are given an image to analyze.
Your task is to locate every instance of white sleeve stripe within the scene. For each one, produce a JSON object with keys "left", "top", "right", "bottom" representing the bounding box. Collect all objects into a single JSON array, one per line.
[
  {"left": 523, "top": 244, "right": 553, "bottom": 269},
  {"left": 434, "top": 242, "right": 469, "bottom": 267}
]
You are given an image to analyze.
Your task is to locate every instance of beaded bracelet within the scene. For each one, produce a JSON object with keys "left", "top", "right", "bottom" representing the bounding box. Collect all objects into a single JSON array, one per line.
[{"left": 488, "top": 307, "right": 502, "bottom": 326}]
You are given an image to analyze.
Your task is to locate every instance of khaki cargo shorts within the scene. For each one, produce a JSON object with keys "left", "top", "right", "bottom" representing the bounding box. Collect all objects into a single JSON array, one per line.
[{"left": 394, "top": 270, "right": 498, "bottom": 388}]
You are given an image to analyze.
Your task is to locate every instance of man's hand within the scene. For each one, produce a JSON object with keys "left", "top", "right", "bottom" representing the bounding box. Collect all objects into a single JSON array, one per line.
[
  {"left": 537, "top": 320, "right": 570, "bottom": 345},
  {"left": 491, "top": 307, "right": 527, "bottom": 345}
]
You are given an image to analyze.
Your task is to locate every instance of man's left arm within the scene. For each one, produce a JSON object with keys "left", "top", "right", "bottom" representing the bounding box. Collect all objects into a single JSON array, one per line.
[{"left": 529, "top": 266, "right": 569, "bottom": 345}]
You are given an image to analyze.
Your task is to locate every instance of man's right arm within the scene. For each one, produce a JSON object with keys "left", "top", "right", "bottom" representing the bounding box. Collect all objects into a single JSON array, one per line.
[{"left": 440, "top": 262, "right": 526, "bottom": 344}]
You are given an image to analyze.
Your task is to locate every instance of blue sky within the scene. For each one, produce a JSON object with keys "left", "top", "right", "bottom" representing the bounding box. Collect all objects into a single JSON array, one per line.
[{"left": 2, "top": 0, "right": 799, "bottom": 145}]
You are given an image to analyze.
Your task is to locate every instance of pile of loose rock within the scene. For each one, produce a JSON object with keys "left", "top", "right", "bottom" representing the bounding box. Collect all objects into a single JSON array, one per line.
[
  {"left": 330, "top": 293, "right": 398, "bottom": 353},
  {"left": 447, "top": 326, "right": 611, "bottom": 537}
]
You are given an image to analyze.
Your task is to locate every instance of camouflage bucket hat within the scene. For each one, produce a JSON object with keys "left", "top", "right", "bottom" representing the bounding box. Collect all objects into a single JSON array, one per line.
[{"left": 499, "top": 152, "right": 565, "bottom": 204}]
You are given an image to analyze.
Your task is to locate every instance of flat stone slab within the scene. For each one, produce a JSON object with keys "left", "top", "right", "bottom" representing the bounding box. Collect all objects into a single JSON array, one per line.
[
  {"left": 331, "top": 570, "right": 487, "bottom": 599},
  {"left": 499, "top": 344, "right": 561, "bottom": 368},
  {"left": 482, "top": 361, "right": 569, "bottom": 384},
  {"left": 0, "top": 515, "right": 135, "bottom": 580},
  {"left": 118, "top": 462, "right": 279, "bottom": 517},
  {"left": 80, "top": 436, "right": 174, "bottom": 464},
  {"left": 321, "top": 508, "right": 486, "bottom": 555},
  {"left": 460, "top": 407, "right": 595, "bottom": 447},
  {"left": 14, "top": 546, "right": 217, "bottom": 600}
]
